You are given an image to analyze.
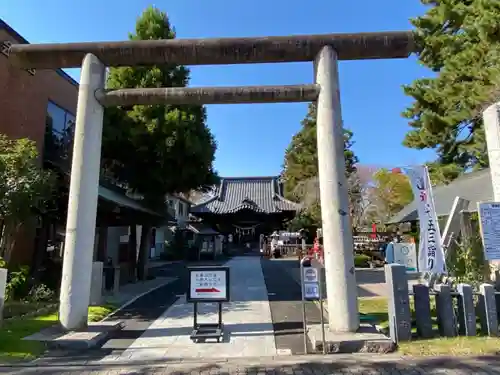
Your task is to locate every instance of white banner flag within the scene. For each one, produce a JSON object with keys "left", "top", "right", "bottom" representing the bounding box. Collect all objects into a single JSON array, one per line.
[{"left": 403, "top": 166, "right": 446, "bottom": 274}]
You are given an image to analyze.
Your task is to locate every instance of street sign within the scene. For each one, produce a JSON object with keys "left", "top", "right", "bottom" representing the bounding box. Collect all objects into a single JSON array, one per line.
[
  {"left": 301, "top": 265, "right": 321, "bottom": 301},
  {"left": 299, "top": 261, "right": 326, "bottom": 354},
  {"left": 302, "top": 267, "right": 319, "bottom": 283},
  {"left": 187, "top": 266, "right": 230, "bottom": 302},
  {"left": 303, "top": 282, "right": 320, "bottom": 299}
]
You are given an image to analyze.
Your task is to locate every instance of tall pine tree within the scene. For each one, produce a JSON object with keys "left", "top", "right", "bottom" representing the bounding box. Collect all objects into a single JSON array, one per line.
[
  {"left": 403, "top": 0, "right": 500, "bottom": 177},
  {"left": 281, "top": 103, "right": 359, "bottom": 230}
]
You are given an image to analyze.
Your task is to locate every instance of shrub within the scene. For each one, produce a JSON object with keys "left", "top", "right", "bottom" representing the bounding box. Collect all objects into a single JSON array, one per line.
[
  {"left": 27, "top": 283, "right": 55, "bottom": 302},
  {"left": 5, "top": 266, "right": 30, "bottom": 301},
  {"left": 354, "top": 254, "right": 371, "bottom": 268}
]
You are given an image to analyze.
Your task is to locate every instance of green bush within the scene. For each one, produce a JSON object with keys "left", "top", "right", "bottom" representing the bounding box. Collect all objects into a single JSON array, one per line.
[
  {"left": 27, "top": 284, "right": 55, "bottom": 302},
  {"left": 6, "top": 266, "right": 30, "bottom": 301},
  {"left": 354, "top": 254, "right": 371, "bottom": 268}
]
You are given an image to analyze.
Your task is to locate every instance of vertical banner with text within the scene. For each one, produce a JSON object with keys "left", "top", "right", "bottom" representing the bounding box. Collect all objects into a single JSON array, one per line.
[{"left": 403, "top": 166, "right": 446, "bottom": 274}]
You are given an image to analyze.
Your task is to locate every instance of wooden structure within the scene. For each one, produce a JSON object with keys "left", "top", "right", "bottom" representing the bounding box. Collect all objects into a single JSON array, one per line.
[{"left": 191, "top": 177, "right": 300, "bottom": 244}]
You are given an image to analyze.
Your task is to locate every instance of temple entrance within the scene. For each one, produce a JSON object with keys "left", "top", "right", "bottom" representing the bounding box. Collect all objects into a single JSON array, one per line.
[
  {"left": 10, "top": 30, "right": 414, "bottom": 332},
  {"left": 191, "top": 177, "right": 298, "bottom": 252}
]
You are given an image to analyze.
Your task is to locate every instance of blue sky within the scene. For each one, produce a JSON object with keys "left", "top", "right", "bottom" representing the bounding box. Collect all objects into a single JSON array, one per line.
[{"left": 1, "top": 0, "right": 435, "bottom": 177}]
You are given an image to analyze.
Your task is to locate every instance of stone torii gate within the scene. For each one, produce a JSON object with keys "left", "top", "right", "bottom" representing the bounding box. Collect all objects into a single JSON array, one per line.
[{"left": 10, "top": 31, "right": 415, "bottom": 332}]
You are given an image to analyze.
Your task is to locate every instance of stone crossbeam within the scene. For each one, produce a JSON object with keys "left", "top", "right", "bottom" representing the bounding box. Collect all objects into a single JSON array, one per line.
[
  {"left": 9, "top": 31, "right": 415, "bottom": 69},
  {"left": 96, "top": 84, "right": 320, "bottom": 106}
]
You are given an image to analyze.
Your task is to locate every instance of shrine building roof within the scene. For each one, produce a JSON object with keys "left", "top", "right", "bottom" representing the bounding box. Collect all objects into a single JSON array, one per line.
[{"left": 191, "top": 176, "right": 300, "bottom": 215}]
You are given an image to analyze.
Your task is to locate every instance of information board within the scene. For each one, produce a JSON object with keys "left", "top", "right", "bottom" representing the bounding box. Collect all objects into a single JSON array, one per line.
[
  {"left": 187, "top": 266, "right": 230, "bottom": 302},
  {"left": 393, "top": 243, "right": 418, "bottom": 271},
  {"left": 478, "top": 202, "right": 500, "bottom": 261}
]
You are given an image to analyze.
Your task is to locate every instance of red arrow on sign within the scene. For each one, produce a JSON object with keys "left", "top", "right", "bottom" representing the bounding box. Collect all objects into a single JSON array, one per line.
[{"left": 195, "top": 287, "right": 220, "bottom": 293}]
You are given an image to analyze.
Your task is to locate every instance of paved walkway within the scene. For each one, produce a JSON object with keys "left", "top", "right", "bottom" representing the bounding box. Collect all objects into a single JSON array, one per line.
[
  {"left": 99, "top": 256, "right": 276, "bottom": 362},
  {"left": 8, "top": 354, "right": 500, "bottom": 374}
]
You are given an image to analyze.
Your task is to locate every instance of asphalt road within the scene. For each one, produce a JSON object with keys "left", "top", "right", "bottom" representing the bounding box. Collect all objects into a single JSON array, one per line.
[{"left": 260, "top": 257, "right": 322, "bottom": 355}]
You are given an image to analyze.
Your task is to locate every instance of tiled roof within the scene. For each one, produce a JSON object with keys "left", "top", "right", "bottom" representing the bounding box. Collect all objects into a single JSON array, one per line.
[
  {"left": 388, "top": 168, "right": 493, "bottom": 223},
  {"left": 186, "top": 223, "right": 220, "bottom": 236},
  {"left": 191, "top": 176, "right": 300, "bottom": 215}
]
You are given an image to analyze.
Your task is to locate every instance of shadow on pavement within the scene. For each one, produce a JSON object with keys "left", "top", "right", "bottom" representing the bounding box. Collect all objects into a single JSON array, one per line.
[{"left": 7, "top": 354, "right": 500, "bottom": 374}]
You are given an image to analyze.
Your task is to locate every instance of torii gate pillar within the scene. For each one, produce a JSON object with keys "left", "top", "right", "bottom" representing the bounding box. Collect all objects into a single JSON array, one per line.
[{"left": 315, "top": 46, "right": 359, "bottom": 332}]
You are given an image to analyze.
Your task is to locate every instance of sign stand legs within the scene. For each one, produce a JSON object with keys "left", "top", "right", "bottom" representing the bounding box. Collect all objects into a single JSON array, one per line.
[
  {"left": 300, "top": 258, "right": 326, "bottom": 354},
  {"left": 190, "top": 301, "right": 224, "bottom": 343},
  {"left": 318, "top": 270, "right": 327, "bottom": 354}
]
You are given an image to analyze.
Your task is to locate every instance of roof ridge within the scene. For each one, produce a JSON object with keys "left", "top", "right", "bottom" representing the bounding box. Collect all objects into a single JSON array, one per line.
[
  {"left": 221, "top": 176, "right": 279, "bottom": 181},
  {"left": 274, "top": 194, "right": 301, "bottom": 208},
  {"left": 217, "top": 178, "right": 225, "bottom": 199},
  {"left": 191, "top": 194, "right": 218, "bottom": 207}
]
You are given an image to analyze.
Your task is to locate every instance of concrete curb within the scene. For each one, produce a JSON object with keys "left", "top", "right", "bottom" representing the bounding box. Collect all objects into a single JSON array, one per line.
[{"left": 313, "top": 337, "right": 396, "bottom": 354}]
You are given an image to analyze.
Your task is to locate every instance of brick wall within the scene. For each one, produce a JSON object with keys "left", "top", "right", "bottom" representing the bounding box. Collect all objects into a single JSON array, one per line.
[{"left": 0, "top": 24, "right": 79, "bottom": 266}]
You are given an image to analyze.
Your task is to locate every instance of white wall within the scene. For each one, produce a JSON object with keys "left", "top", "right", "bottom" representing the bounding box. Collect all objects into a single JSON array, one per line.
[
  {"left": 167, "top": 196, "right": 191, "bottom": 228},
  {"left": 107, "top": 226, "right": 127, "bottom": 264}
]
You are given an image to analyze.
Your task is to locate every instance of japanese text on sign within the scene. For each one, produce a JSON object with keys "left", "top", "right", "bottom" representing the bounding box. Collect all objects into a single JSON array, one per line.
[
  {"left": 188, "top": 268, "right": 229, "bottom": 301},
  {"left": 404, "top": 166, "right": 446, "bottom": 274},
  {"left": 303, "top": 283, "right": 319, "bottom": 299},
  {"left": 478, "top": 202, "right": 500, "bottom": 261}
]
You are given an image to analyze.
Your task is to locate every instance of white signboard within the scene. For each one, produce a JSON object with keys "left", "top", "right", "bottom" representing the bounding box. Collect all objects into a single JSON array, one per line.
[
  {"left": 393, "top": 243, "right": 418, "bottom": 271},
  {"left": 189, "top": 269, "right": 228, "bottom": 301},
  {"left": 478, "top": 202, "right": 500, "bottom": 261},
  {"left": 303, "top": 283, "right": 320, "bottom": 299},
  {"left": 302, "top": 267, "right": 319, "bottom": 283},
  {"left": 404, "top": 166, "right": 446, "bottom": 273}
]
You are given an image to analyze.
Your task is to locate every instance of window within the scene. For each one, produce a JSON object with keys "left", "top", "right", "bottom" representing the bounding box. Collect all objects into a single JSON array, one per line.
[
  {"left": 47, "top": 101, "right": 67, "bottom": 135},
  {"left": 44, "top": 101, "right": 76, "bottom": 165},
  {"left": 178, "top": 202, "right": 184, "bottom": 216}
]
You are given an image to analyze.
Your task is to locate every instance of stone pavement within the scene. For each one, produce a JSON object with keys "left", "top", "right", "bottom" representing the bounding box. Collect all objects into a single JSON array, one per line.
[
  {"left": 98, "top": 256, "right": 276, "bottom": 362},
  {"left": 6, "top": 354, "right": 500, "bottom": 374}
]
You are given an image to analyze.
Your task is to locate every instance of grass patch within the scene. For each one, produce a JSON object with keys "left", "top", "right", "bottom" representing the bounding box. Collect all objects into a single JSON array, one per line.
[
  {"left": 399, "top": 336, "right": 500, "bottom": 356},
  {"left": 358, "top": 297, "right": 389, "bottom": 326},
  {"left": 3, "top": 301, "right": 56, "bottom": 319},
  {"left": 0, "top": 304, "right": 117, "bottom": 363},
  {"left": 88, "top": 304, "right": 116, "bottom": 322},
  {"left": 357, "top": 296, "right": 500, "bottom": 356}
]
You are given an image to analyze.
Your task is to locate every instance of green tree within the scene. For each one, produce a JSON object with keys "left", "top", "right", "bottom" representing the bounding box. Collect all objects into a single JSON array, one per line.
[
  {"left": 403, "top": 0, "right": 500, "bottom": 173},
  {"left": 368, "top": 169, "right": 414, "bottom": 224},
  {"left": 0, "top": 135, "right": 55, "bottom": 263},
  {"left": 426, "top": 161, "right": 462, "bottom": 186},
  {"left": 282, "top": 103, "right": 357, "bottom": 200},
  {"left": 282, "top": 103, "right": 359, "bottom": 230},
  {"left": 102, "top": 7, "right": 218, "bottom": 279}
]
